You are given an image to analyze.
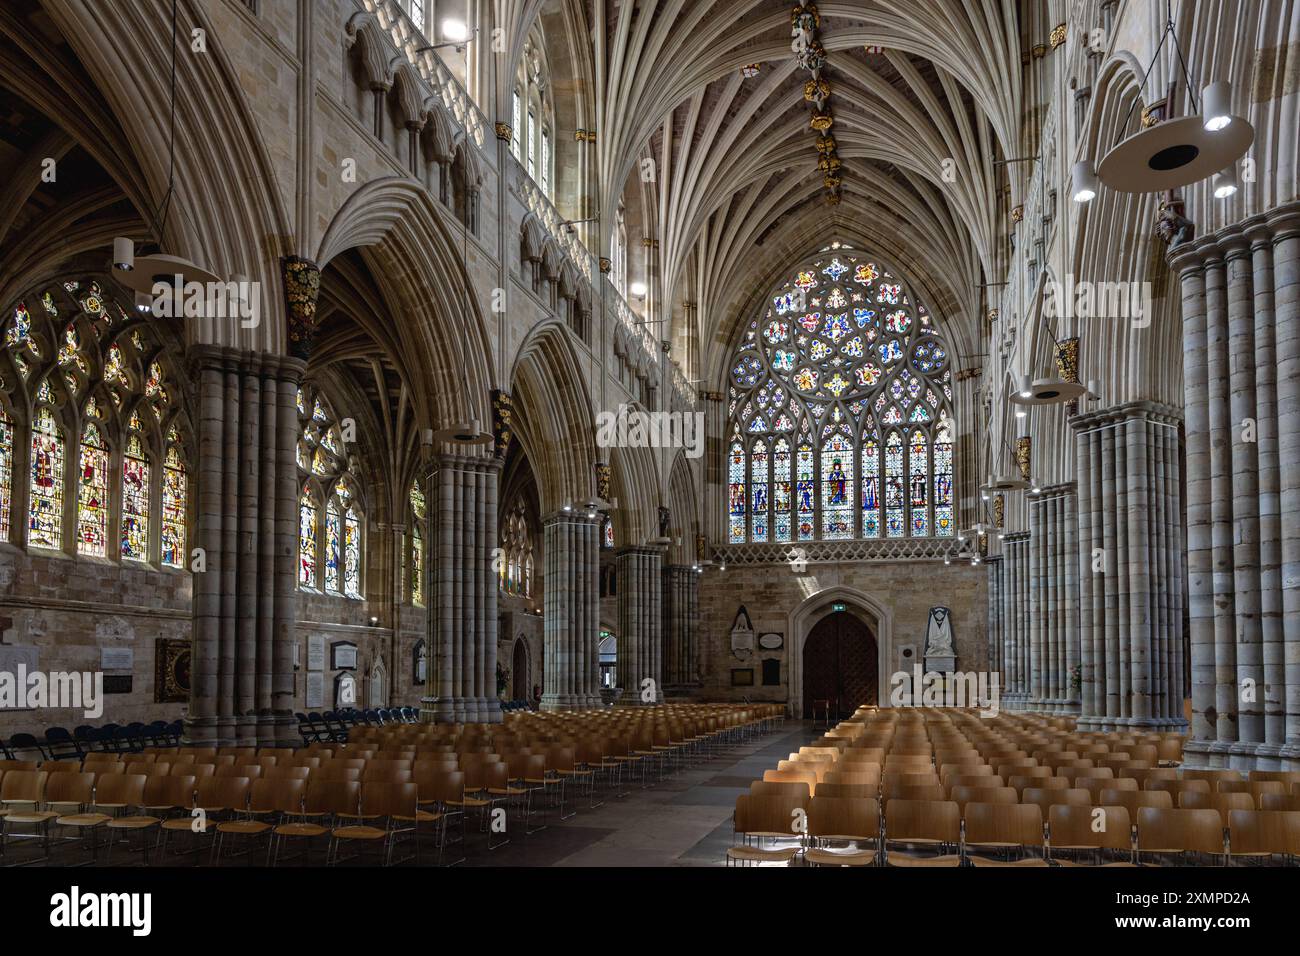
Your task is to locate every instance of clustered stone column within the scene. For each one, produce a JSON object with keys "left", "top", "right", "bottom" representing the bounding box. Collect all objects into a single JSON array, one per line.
[
  {"left": 1171, "top": 203, "right": 1300, "bottom": 769},
  {"left": 540, "top": 512, "right": 600, "bottom": 710},
  {"left": 985, "top": 555, "right": 1003, "bottom": 681},
  {"left": 1027, "top": 484, "right": 1081, "bottom": 713},
  {"left": 423, "top": 452, "right": 501, "bottom": 724},
  {"left": 662, "top": 564, "right": 700, "bottom": 687},
  {"left": 187, "top": 346, "right": 304, "bottom": 746},
  {"left": 1071, "top": 401, "right": 1185, "bottom": 731},
  {"left": 1000, "top": 532, "right": 1032, "bottom": 708},
  {"left": 615, "top": 545, "right": 664, "bottom": 702}
]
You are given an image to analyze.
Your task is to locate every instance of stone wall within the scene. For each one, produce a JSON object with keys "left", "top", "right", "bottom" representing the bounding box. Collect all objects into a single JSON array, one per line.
[
  {"left": 0, "top": 548, "right": 432, "bottom": 738},
  {"left": 0, "top": 549, "right": 191, "bottom": 734},
  {"left": 694, "top": 559, "right": 986, "bottom": 711}
]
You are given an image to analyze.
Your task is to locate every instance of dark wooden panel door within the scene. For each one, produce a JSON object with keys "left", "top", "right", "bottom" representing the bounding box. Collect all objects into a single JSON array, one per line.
[{"left": 802, "top": 612, "right": 878, "bottom": 719}]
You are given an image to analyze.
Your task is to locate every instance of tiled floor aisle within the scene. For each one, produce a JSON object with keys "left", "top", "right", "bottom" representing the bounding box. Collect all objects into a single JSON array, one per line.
[{"left": 463, "top": 720, "right": 819, "bottom": 867}]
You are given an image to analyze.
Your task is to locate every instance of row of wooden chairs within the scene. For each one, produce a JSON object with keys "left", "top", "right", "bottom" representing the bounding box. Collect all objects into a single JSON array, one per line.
[
  {"left": 731, "top": 791, "right": 1300, "bottom": 867},
  {"left": 731, "top": 709, "right": 1290, "bottom": 866}
]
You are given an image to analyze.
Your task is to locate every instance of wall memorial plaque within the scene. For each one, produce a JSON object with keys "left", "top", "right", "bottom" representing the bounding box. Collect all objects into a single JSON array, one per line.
[
  {"left": 101, "top": 647, "right": 134, "bottom": 671},
  {"left": 103, "top": 675, "right": 133, "bottom": 694},
  {"left": 307, "top": 635, "right": 325, "bottom": 672},
  {"left": 305, "top": 672, "right": 324, "bottom": 709},
  {"left": 331, "top": 641, "right": 358, "bottom": 671}
]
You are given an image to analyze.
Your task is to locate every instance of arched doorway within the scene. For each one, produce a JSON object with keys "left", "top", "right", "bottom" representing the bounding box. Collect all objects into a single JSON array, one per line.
[
  {"left": 511, "top": 637, "right": 530, "bottom": 701},
  {"left": 801, "top": 612, "right": 878, "bottom": 719}
]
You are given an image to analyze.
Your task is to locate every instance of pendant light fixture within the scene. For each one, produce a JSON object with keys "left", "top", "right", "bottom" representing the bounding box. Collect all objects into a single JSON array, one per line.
[
  {"left": 980, "top": 435, "right": 1033, "bottom": 495},
  {"left": 1092, "top": 1, "right": 1253, "bottom": 196},
  {"left": 1010, "top": 288, "right": 1087, "bottom": 408}
]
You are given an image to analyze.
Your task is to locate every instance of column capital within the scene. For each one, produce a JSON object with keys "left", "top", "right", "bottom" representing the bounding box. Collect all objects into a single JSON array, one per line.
[
  {"left": 616, "top": 542, "right": 667, "bottom": 558},
  {"left": 187, "top": 344, "right": 307, "bottom": 381},
  {"left": 1069, "top": 399, "right": 1183, "bottom": 432},
  {"left": 542, "top": 509, "right": 601, "bottom": 528},
  {"left": 432, "top": 451, "right": 504, "bottom": 476}
]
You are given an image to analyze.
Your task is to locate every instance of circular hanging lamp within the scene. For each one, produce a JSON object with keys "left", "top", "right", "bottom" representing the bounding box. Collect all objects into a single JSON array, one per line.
[
  {"left": 1091, "top": 5, "right": 1253, "bottom": 196},
  {"left": 1097, "top": 112, "right": 1252, "bottom": 194},
  {"left": 1009, "top": 376, "right": 1087, "bottom": 406},
  {"left": 113, "top": 249, "right": 221, "bottom": 294},
  {"left": 982, "top": 475, "right": 1030, "bottom": 493},
  {"left": 1009, "top": 335, "right": 1086, "bottom": 407},
  {"left": 431, "top": 420, "right": 493, "bottom": 445}
]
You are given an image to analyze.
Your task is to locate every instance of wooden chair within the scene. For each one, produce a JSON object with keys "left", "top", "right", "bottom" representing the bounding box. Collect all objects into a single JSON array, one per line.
[
  {"left": 75, "top": 774, "right": 154, "bottom": 864},
  {"left": 159, "top": 776, "right": 251, "bottom": 861},
  {"left": 964, "top": 802, "right": 1048, "bottom": 866},
  {"left": 1022, "top": 787, "right": 1091, "bottom": 814},
  {"left": 2, "top": 771, "right": 93, "bottom": 861},
  {"left": 1226, "top": 809, "right": 1300, "bottom": 863},
  {"left": 328, "top": 782, "right": 418, "bottom": 866},
  {"left": 267, "top": 779, "right": 355, "bottom": 865},
  {"left": 949, "top": 785, "right": 1017, "bottom": 814},
  {"left": 804, "top": 796, "right": 880, "bottom": 866},
  {"left": 1136, "top": 807, "right": 1226, "bottom": 864},
  {"left": 1079, "top": 776, "right": 1135, "bottom": 802},
  {"left": 212, "top": 778, "right": 307, "bottom": 865},
  {"left": 883, "top": 799, "right": 961, "bottom": 866},
  {"left": 1048, "top": 804, "right": 1135, "bottom": 865},
  {"left": 726, "top": 794, "right": 804, "bottom": 866},
  {"left": 1178, "top": 790, "right": 1254, "bottom": 825}
]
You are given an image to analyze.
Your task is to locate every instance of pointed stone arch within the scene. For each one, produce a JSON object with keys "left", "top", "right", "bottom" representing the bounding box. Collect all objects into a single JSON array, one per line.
[
  {"left": 510, "top": 322, "right": 596, "bottom": 512},
  {"left": 315, "top": 177, "right": 494, "bottom": 433}
]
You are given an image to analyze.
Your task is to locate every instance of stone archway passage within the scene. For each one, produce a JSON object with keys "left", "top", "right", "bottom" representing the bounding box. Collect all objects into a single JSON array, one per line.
[
  {"left": 802, "top": 611, "right": 878, "bottom": 719},
  {"left": 512, "top": 638, "right": 530, "bottom": 700}
]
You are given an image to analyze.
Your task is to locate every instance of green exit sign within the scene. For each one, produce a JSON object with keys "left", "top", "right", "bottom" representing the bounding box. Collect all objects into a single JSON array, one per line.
[{"left": 831, "top": 603, "right": 846, "bottom": 613}]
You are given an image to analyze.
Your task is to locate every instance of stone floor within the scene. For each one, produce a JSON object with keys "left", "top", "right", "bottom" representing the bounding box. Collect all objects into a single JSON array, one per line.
[{"left": 461, "top": 719, "right": 817, "bottom": 867}]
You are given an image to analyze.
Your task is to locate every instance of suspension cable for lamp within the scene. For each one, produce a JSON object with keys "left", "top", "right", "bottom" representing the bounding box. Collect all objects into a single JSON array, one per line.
[
  {"left": 1115, "top": 0, "right": 1200, "bottom": 143},
  {"left": 153, "top": 0, "right": 180, "bottom": 244}
]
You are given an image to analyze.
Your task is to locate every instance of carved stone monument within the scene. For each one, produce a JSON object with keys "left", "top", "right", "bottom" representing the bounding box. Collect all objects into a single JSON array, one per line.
[{"left": 923, "top": 606, "right": 956, "bottom": 674}]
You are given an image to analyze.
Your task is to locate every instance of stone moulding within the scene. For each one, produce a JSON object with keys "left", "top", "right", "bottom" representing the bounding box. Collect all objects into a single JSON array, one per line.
[{"left": 713, "top": 537, "right": 960, "bottom": 566}]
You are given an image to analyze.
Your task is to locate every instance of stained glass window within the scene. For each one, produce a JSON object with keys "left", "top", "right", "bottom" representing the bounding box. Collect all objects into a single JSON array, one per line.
[
  {"left": 299, "top": 491, "right": 318, "bottom": 588},
  {"left": 76, "top": 422, "right": 109, "bottom": 556},
  {"left": 861, "top": 437, "right": 880, "bottom": 538},
  {"left": 750, "top": 439, "right": 769, "bottom": 543},
  {"left": 410, "top": 482, "right": 425, "bottom": 606},
  {"left": 884, "top": 432, "right": 905, "bottom": 538},
  {"left": 603, "top": 514, "right": 614, "bottom": 549},
  {"left": 726, "top": 250, "right": 955, "bottom": 542},
  {"left": 325, "top": 503, "right": 342, "bottom": 593},
  {"left": 297, "top": 386, "right": 364, "bottom": 597},
  {"left": 820, "top": 432, "right": 854, "bottom": 539},
  {"left": 933, "top": 416, "right": 954, "bottom": 538},
  {"left": 727, "top": 440, "right": 746, "bottom": 544},
  {"left": 0, "top": 410, "right": 12, "bottom": 540},
  {"left": 343, "top": 508, "right": 362, "bottom": 598},
  {"left": 796, "top": 437, "right": 815, "bottom": 541},
  {"left": 5, "top": 283, "right": 191, "bottom": 562},
  {"left": 29, "top": 407, "right": 63, "bottom": 548},
  {"left": 121, "top": 433, "right": 149, "bottom": 561},
  {"left": 500, "top": 499, "right": 534, "bottom": 597},
  {"left": 162, "top": 446, "right": 187, "bottom": 568},
  {"left": 908, "top": 428, "right": 929, "bottom": 536},
  {"left": 773, "top": 437, "right": 791, "bottom": 543}
]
